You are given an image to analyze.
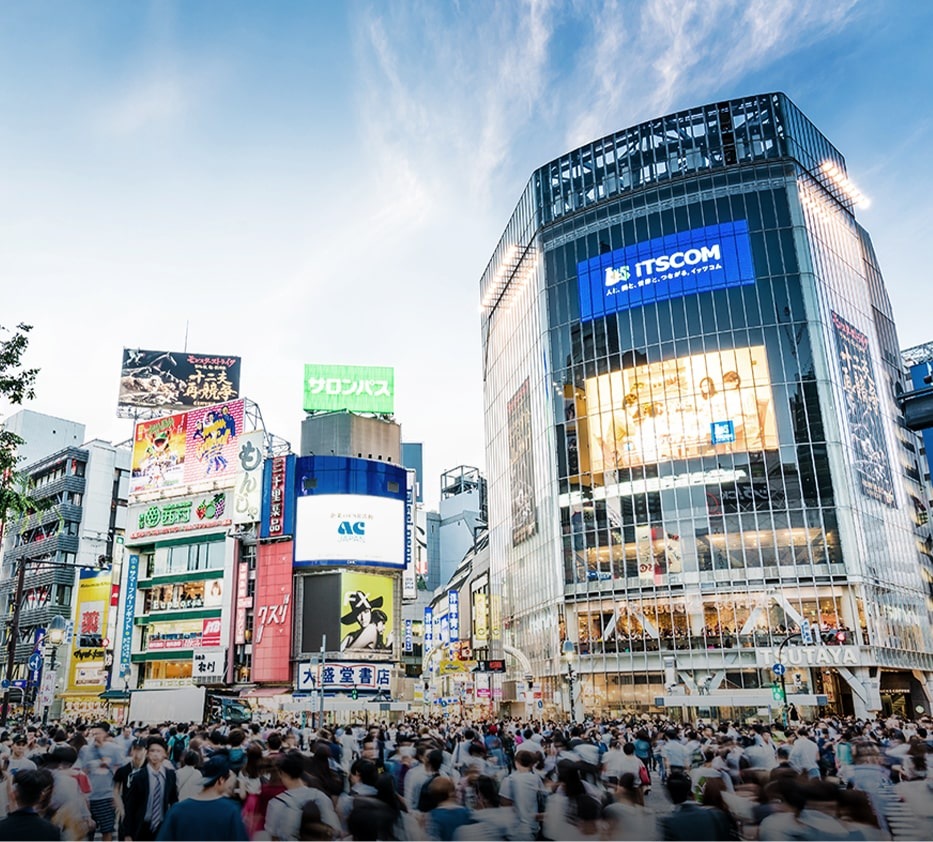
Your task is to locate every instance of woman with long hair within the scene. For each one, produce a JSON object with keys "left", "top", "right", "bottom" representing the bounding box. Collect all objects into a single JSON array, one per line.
[{"left": 237, "top": 742, "right": 265, "bottom": 838}]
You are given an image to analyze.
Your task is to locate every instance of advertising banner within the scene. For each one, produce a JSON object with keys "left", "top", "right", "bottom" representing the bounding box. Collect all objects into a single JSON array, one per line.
[
  {"left": 184, "top": 400, "right": 244, "bottom": 485},
  {"left": 303, "top": 364, "right": 395, "bottom": 414},
  {"left": 340, "top": 571, "right": 395, "bottom": 655},
  {"left": 424, "top": 607, "right": 433, "bottom": 650},
  {"left": 402, "top": 469, "right": 416, "bottom": 599},
  {"left": 508, "top": 378, "right": 537, "bottom": 546},
  {"left": 261, "top": 455, "right": 294, "bottom": 539},
  {"left": 66, "top": 569, "right": 111, "bottom": 693},
  {"left": 472, "top": 592, "right": 488, "bottom": 646},
  {"left": 192, "top": 650, "right": 225, "bottom": 684},
  {"left": 586, "top": 344, "right": 778, "bottom": 473},
  {"left": 298, "top": 661, "right": 393, "bottom": 691},
  {"left": 119, "top": 554, "right": 139, "bottom": 678},
  {"left": 831, "top": 312, "right": 896, "bottom": 507},
  {"left": 233, "top": 431, "right": 265, "bottom": 524},
  {"left": 130, "top": 412, "right": 188, "bottom": 494},
  {"left": 252, "top": 541, "right": 294, "bottom": 683},
  {"left": 577, "top": 220, "right": 756, "bottom": 321},
  {"left": 128, "top": 491, "right": 231, "bottom": 541},
  {"left": 448, "top": 590, "right": 460, "bottom": 643},
  {"left": 294, "top": 493, "right": 406, "bottom": 568},
  {"left": 118, "top": 348, "right": 241, "bottom": 417},
  {"left": 129, "top": 399, "right": 245, "bottom": 495}
]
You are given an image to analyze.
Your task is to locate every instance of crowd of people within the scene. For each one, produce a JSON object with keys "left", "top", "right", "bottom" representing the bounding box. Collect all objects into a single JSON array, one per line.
[{"left": 0, "top": 709, "right": 930, "bottom": 840}]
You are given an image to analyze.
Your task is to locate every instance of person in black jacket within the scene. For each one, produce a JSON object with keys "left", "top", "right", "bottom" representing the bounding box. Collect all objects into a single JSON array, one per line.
[
  {"left": 121, "top": 737, "right": 178, "bottom": 841},
  {"left": 658, "top": 770, "right": 733, "bottom": 841},
  {"left": 0, "top": 768, "right": 61, "bottom": 841}
]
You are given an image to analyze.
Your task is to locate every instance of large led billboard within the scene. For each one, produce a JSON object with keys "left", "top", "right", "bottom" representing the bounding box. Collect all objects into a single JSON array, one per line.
[
  {"left": 118, "top": 348, "right": 241, "bottom": 417},
  {"left": 294, "top": 493, "right": 405, "bottom": 568},
  {"left": 130, "top": 399, "right": 244, "bottom": 494},
  {"left": 303, "top": 364, "right": 395, "bottom": 414},
  {"left": 831, "top": 312, "right": 896, "bottom": 507},
  {"left": 577, "top": 220, "right": 756, "bottom": 321},
  {"left": 300, "top": 571, "right": 395, "bottom": 657},
  {"left": 586, "top": 345, "right": 778, "bottom": 473}
]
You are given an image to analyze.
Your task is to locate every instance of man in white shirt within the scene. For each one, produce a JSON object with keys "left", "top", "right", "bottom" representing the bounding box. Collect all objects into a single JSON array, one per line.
[
  {"left": 7, "top": 735, "right": 37, "bottom": 775},
  {"left": 788, "top": 727, "right": 820, "bottom": 778}
]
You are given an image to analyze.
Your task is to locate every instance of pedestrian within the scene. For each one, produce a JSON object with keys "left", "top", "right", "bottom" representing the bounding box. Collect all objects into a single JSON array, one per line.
[
  {"left": 658, "top": 770, "right": 733, "bottom": 841},
  {"left": 121, "top": 736, "right": 179, "bottom": 841},
  {"left": 0, "top": 768, "right": 60, "bottom": 841},
  {"left": 154, "top": 753, "right": 248, "bottom": 841},
  {"left": 78, "top": 721, "right": 124, "bottom": 842}
]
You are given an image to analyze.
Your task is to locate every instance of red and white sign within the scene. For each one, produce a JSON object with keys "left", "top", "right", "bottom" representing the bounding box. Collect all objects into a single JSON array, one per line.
[
  {"left": 251, "top": 540, "right": 293, "bottom": 683},
  {"left": 201, "top": 618, "right": 222, "bottom": 648}
]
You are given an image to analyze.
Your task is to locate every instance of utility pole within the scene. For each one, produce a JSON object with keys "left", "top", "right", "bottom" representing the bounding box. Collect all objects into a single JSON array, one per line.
[{"left": 318, "top": 634, "right": 326, "bottom": 732}]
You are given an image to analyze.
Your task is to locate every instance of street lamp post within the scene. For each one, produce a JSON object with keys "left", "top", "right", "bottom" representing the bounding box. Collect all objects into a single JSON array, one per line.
[
  {"left": 562, "top": 640, "right": 576, "bottom": 723},
  {"left": 41, "top": 614, "right": 67, "bottom": 725},
  {"left": 777, "top": 632, "right": 802, "bottom": 728}
]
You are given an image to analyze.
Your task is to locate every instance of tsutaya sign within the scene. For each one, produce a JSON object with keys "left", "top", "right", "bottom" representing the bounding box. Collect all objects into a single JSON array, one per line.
[{"left": 757, "top": 646, "right": 860, "bottom": 668}]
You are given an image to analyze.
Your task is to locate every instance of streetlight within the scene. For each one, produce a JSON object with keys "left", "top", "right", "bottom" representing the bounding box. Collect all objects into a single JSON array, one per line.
[
  {"left": 777, "top": 632, "right": 802, "bottom": 728},
  {"left": 41, "top": 614, "right": 67, "bottom": 725},
  {"left": 562, "top": 640, "right": 576, "bottom": 723}
]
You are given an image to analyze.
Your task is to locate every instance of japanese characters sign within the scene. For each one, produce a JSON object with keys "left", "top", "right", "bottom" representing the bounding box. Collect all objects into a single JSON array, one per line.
[
  {"left": 233, "top": 431, "right": 265, "bottom": 524},
  {"left": 302, "top": 364, "right": 395, "bottom": 414},
  {"left": 127, "top": 492, "right": 231, "bottom": 540},
  {"left": 66, "top": 569, "right": 111, "bottom": 693},
  {"left": 577, "top": 220, "right": 755, "bottom": 321},
  {"left": 261, "top": 455, "right": 294, "bottom": 539},
  {"left": 508, "top": 379, "right": 537, "bottom": 546},
  {"left": 192, "top": 650, "right": 225, "bottom": 684},
  {"left": 831, "top": 312, "right": 896, "bottom": 507},
  {"left": 118, "top": 348, "right": 240, "bottom": 417},
  {"left": 297, "top": 660, "right": 393, "bottom": 691}
]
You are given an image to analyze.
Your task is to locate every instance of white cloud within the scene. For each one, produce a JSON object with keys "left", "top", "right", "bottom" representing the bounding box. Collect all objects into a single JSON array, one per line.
[{"left": 98, "top": 72, "right": 190, "bottom": 136}]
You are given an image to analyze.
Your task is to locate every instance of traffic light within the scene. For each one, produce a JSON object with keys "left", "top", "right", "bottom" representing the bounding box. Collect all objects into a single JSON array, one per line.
[{"left": 351, "top": 686, "right": 358, "bottom": 700}]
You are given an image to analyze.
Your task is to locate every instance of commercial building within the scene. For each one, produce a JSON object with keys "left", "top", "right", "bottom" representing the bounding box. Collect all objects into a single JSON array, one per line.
[
  {"left": 0, "top": 438, "right": 130, "bottom": 722},
  {"left": 480, "top": 93, "right": 933, "bottom": 720}
]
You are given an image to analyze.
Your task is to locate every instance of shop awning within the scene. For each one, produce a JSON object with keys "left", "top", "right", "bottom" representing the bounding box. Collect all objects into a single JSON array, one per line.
[
  {"left": 99, "top": 689, "right": 130, "bottom": 701},
  {"left": 240, "top": 686, "right": 291, "bottom": 698}
]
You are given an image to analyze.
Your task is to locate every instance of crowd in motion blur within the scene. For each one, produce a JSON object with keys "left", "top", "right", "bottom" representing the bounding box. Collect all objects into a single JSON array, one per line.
[{"left": 0, "top": 708, "right": 930, "bottom": 840}]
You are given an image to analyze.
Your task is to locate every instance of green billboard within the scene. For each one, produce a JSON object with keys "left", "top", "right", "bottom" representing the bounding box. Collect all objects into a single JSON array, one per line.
[{"left": 303, "top": 364, "right": 395, "bottom": 414}]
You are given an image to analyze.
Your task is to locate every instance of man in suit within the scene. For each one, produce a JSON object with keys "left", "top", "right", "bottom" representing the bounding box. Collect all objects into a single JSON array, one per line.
[
  {"left": 658, "top": 770, "right": 733, "bottom": 841},
  {"left": 121, "top": 737, "right": 178, "bottom": 841}
]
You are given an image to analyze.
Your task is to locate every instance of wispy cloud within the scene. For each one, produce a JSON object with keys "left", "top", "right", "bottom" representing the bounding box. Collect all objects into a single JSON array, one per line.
[{"left": 98, "top": 72, "right": 191, "bottom": 136}]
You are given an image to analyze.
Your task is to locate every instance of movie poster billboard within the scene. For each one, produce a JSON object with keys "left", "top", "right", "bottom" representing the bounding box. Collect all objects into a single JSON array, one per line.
[
  {"left": 831, "top": 312, "right": 896, "bottom": 507},
  {"left": 66, "top": 569, "right": 111, "bottom": 693},
  {"left": 118, "top": 348, "right": 241, "bottom": 417},
  {"left": 586, "top": 345, "right": 778, "bottom": 474},
  {"left": 508, "top": 378, "right": 537, "bottom": 546},
  {"left": 130, "top": 412, "right": 188, "bottom": 494},
  {"left": 184, "top": 400, "right": 244, "bottom": 485}
]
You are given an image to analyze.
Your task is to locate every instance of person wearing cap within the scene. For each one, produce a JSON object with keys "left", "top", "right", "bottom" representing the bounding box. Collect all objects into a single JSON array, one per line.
[
  {"left": 153, "top": 752, "right": 247, "bottom": 841},
  {"left": 8, "top": 735, "right": 37, "bottom": 775},
  {"left": 122, "top": 737, "right": 178, "bottom": 841}
]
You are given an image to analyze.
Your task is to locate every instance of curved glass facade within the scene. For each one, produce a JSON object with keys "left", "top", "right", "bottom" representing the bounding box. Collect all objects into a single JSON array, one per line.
[{"left": 481, "top": 94, "right": 933, "bottom": 719}]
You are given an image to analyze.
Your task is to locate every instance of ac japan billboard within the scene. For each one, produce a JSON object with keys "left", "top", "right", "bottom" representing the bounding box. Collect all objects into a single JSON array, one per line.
[
  {"left": 578, "top": 220, "right": 756, "bottom": 321},
  {"left": 303, "top": 364, "right": 395, "bottom": 414},
  {"left": 118, "top": 348, "right": 241, "bottom": 417},
  {"left": 130, "top": 399, "right": 244, "bottom": 494},
  {"left": 292, "top": 455, "right": 409, "bottom": 569}
]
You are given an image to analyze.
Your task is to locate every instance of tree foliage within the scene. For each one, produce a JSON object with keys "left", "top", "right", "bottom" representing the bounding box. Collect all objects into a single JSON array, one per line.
[{"left": 0, "top": 323, "right": 41, "bottom": 525}]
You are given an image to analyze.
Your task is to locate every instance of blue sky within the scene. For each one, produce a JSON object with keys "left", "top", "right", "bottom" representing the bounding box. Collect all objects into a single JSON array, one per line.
[{"left": 2, "top": 0, "right": 931, "bottom": 506}]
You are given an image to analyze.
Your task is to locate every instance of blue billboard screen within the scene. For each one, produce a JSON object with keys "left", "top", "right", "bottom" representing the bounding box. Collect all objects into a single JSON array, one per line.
[{"left": 577, "top": 220, "right": 755, "bottom": 321}]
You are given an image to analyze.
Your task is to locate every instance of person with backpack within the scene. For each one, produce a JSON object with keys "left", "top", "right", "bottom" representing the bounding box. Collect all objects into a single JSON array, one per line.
[
  {"left": 167, "top": 727, "right": 189, "bottom": 769},
  {"left": 264, "top": 751, "right": 340, "bottom": 841}
]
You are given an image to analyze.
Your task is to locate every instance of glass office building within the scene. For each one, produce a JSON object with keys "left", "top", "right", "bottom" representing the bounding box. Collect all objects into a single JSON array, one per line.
[{"left": 480, "top": 93, "right": 933, "bottom": 720}]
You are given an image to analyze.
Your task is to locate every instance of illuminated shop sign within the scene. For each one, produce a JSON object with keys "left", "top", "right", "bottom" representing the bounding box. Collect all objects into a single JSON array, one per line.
[
  {"left": 578, "top": 220, "right": 755, "bottom": 321},
  {"left": 303, "top": 364, "right": 395, "bottom": 414},
  {"left": 128, "top": 492, "right": 231, "bottom": 540},
  {"left": 448, "top": 590, "right": 460, "bottom": 643},
  {"left": 585, "top": 345, "right": 778, "bottom": 473},
  {"left": 119, "top": 555, "right": 139, "bottom": 678},
  {"left": 424, "top": 607, "right": 433, "bottom": 649}
]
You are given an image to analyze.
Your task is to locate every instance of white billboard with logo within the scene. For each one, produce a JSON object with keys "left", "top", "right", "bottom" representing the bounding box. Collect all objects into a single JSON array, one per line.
[{"left": 294, "top": 493, "right": 405, "bottom": 569}]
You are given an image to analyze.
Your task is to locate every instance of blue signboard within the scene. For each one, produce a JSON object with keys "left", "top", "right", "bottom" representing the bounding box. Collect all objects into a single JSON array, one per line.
[
  {"left": 424, "top": 607, "right": 433, "bottom": 649},
  {"left": 577, "top": 220, "right": 756, "bottom": 321},
  {"left": 909, "top": 362, "right": 933, "bottom": 502},
  {"left": 119, "top": 554, "right": 139, "bottom": 678},
  {"left": 448, "top": 590, "right": 460, "bottom": 644},
  {"left": 711, "top": 420, "right": 736, "bottom": 445}
]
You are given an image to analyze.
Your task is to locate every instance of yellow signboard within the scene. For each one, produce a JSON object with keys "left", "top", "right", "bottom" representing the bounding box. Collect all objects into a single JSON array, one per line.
[
  {"left": 66, "top": 570, "right": 112, "bottom": 693},
  {"left": 438, "top": 659, "right": 477, "bottom": 675}
]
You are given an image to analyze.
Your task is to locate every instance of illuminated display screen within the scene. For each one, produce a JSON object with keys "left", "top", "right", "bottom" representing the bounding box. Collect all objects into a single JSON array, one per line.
[
  {"left": 294, "top": 493, "right": 406, "bottom": 568},
  {"left": 585, "top": 345, "right": 778, "bottom": 472},
  {"left": 577, "top": 220, "right": 755, "bottom": 321}
]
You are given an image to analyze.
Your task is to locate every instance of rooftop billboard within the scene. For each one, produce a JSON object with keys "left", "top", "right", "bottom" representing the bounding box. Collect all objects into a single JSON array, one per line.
[
  {"left": 303, "top": 364, "right": 394, "bottom": 414},
  {"left": 130, "top": 399, "right": 244, "bottom": 495},
  {"left": 118, "top": 349, "right": 240, "bottom": 416}
]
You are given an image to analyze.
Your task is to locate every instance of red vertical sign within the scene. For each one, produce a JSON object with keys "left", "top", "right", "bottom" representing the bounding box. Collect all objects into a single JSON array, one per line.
[{"left": 251, "top": 540, "right": 294, "bottom": 683}]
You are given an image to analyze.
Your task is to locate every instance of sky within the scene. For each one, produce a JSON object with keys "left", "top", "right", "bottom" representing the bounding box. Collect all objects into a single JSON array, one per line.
[{"left": 1, "top": 0, "right": 932, "bottom": 508}]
